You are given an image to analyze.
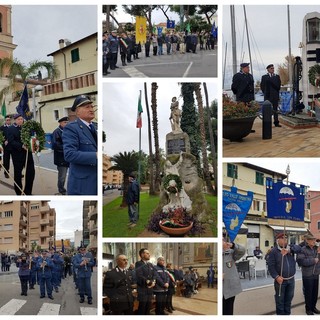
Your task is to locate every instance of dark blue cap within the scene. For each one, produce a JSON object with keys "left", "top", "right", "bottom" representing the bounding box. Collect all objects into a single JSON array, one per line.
[
  {"left": 71, "top": 95, "right": 92, "bottom": 112},
  {"left": 240, "top": 62, "right": 250, "bottom": 68}
]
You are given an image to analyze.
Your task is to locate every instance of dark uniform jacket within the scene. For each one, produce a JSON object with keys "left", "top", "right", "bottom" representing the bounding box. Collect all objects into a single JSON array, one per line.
[
  {"left": 103, "top": 266, "right": 134, "bottom": 314},
  {"left": 260, "top": 73, "right": 281, "bottom": 104},
  {"left": 135, "top": 260, "right": 158, "bottom": 297},
  {"left": 7, "top": 124, "right": 25, "bottom": 160},
  {"left": 231, "top": 71, "right": 255, "bottom": 103},
  {"left": 52, "top": 126, "right": 69, "bottom": 167}
]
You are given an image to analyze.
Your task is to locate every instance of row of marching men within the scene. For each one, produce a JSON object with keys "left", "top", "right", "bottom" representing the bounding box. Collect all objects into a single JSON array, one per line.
[{"left": 15, "top": 244, "right": 95, "bottom": 304}]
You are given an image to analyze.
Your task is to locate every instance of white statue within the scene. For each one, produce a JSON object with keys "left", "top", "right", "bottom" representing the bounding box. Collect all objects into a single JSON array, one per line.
[{"left": 169, "top": 96, "right": 182, "bottom": 132}]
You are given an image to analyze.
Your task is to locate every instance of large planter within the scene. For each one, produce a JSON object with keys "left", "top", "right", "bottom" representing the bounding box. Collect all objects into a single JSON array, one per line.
[
  {"left": 159, "top": 220, "right": 193, "bottom": 237},
  {"left": 223, "top": 116, "right": 256, "bottom": 142}
]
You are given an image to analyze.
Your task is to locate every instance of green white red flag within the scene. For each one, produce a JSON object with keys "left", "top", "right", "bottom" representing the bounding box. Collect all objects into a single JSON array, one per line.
[{"left": 136, "top": 90, "right": 143, "bottom": 128}]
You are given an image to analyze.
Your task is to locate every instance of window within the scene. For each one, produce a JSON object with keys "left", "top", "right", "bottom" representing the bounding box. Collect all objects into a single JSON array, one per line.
[
  {"left": 307, "top": 18, "right": 320, "bottom": 42},
  {"left": 3, "top": 224, "right": 13, "bottom": 231},
  {"left": 227, "top": 163, "right": 238, "bottom": 179},
  {"left": 318, "top": 221, "right": 320, "bottom": 230},
  {"left": 256, "top": 172, "right": 264, "bottom": 185},
  {"left": 31, "top": 205, "right": 39, "bottom": 210},
  {"left": 4, "top": 211, "right": 13, "bottom": 217},
  {"left": 53, "top": 110, "right": 59, "bottom": 121},
  {"left": 71, "top": 48, "right": 80, "bottom": 63},
  {"left": 3, "top": 237, "right": 13, "bottom": 244}
]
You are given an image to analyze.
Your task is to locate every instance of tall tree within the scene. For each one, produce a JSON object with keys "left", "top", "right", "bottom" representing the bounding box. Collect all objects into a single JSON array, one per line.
[
  {"left": 109, "top": 151, "right": 139, "bottom": 207},
  {"left": 277, "top": 54, "right": 295, "bottom": 85},
  {"left": 144, "top": 82, "right": 155, "bottom": 195},
  {"left": 197, "top": 5, "right": 218, "bottom": 24},
  {"left": 203, "top": 83, "right": 217, "bottom": 195},
  {"left": 180, "top": 83, "right": 200, "bottom": 159},
  {"left": 0, "top": 58, "right": 58, "bottom": 101},
  {"left": 194, "top": 83, "right": 214, "bottom": 195},
  {"left": 102, "top": 5, "right": 119, "bottom": 32},
  {"left": 151, "top": 82, "right": 161, "bottom": 192}
]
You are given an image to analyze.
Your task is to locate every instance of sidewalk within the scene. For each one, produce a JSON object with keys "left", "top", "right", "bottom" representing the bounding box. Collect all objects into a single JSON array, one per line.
[
  {"left": 223, "top": 117, "right": 320, "bottom": 157},
  {"left": 234, "top": 268, "right": 308, "bottom": 315}
]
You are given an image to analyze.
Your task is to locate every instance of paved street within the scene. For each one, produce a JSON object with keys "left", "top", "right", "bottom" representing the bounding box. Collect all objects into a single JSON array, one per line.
[
  {"left": 234, "top": 268, "right": 309, "bottom": 315},
  {"left": 103, "top": 46, "right": 217, "bottom": 78},
  {"left": 0, "top": 265, "right": 97, "bottom": 315}
]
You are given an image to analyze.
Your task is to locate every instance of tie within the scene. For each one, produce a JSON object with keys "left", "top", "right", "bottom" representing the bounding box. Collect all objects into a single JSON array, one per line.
[{"left": 89, "top": 124, "right": 97, "bottom": 143}]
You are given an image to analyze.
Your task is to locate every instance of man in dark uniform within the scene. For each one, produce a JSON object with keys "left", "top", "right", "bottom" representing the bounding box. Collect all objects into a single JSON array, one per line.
[
  {"left": 231, "top": 62, "right": 255, "bottom": 103},
  {"left": 63, "top": 95, "right": 97, "bottom": 195},
  {"left": 0, "top": 115, "right": 12, "bottom": 178},
  {"left": 7, "top": 114, "right": 35, "bottom": 195},
  {"left": 52, "top": 116, "right": 69, "bottom": 195},
  {"left": 103, "top": 254, "right": 134, "bottom": 315},
  {"left": 126, "top": 173, "right": 140, "bottom": 227},
  {"left": 37, "top": 250, "right": 54, "bottom": 299},
  {"left": 260, "top": 64, "right": 282, "bottom": 127},
  {"left": 135, "top": 248, "right": 158, "bottom": 315}
]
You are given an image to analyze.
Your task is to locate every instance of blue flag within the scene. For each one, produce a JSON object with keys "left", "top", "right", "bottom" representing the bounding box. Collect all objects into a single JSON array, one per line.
[
  {"left": 167, "top": 20, "right": 175, "bottom": 29},
  {"left": 223, "top": 187, "right": 254, "bottom": 242},
  {"left": 266, "top": 178, "right": 305, "bottom": 221},
  {"left": 16, "top": 84, "right": 32, "bottom": 120},
  {"left": 208, "top": 262, "right": 214, "bottom": 284},
  {"left": 157, "top": 27, "right": 163, "bottom": 36}
]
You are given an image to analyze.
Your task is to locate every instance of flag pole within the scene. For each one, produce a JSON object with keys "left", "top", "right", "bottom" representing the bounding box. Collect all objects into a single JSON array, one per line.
[{"left": 137, "top": 90, "right": 142, "bottom": 218}]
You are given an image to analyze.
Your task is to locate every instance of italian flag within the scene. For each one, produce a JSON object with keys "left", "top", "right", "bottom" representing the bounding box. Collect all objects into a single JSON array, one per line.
[{"left": 136, "top": 90, "right": 143, "bottom": 128}]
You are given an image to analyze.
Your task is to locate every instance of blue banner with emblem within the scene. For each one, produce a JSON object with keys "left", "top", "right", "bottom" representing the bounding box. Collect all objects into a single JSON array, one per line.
[
  {"left": 157, "top": 27, "right": 163, "bottom": 36},
  {"left": 266, "top": 177, "right": 305, "bottom": 221},
  {"left": 167, "top": 20, "right": 175, "bottom": 29},
  {"left": 223, "top": 187, "right": 254, "bottom": 242}
]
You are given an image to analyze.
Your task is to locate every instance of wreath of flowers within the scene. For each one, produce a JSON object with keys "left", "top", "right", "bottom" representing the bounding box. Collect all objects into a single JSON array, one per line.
[
  {"left": 21, "top": 120, "right": 45, "bottom": 153},
  {"left": 163, "top": 174, "right": 182, "bottom": 194},
  {"left": 308, "top": 64, "right": 320, "bottom": 88},
  {"left": 0, "top": 130, "right": 4, "bottom": 146}
]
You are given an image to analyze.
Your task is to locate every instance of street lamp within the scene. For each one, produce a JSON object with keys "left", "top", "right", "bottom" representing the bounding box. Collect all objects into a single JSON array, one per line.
[{"left": 32, "top": 85, "right": 43, "bottom": 121}]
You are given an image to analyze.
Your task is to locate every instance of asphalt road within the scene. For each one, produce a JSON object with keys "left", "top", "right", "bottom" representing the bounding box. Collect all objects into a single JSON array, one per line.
[
  {"left": 0, "top": 265, "right": 97, "bottom": 315},
  {"left": 103, "top": 45, "right": 217, "bottom": 78}
]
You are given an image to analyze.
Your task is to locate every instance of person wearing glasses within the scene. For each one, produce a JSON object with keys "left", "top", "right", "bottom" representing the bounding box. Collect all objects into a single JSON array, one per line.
[{"left": 103, "top": 254, "right": 134, "bottom": 315}]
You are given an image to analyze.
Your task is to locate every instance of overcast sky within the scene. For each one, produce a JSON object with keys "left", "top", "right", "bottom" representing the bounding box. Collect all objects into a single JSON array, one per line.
[
  {"left": 103, "top": 81, "right": 218, "bottom": 156},
  {"left": 49, "top": 200, "right": 83, "bottom": 241},
  {"left": 222, "top": 5, "right": 320, "bottom": 88},
  {"left": 246, "top": 159, "right": 320, "bottom": 191},
  {"left": 11, "top": 5, "right": 97, "bottom": 65}
]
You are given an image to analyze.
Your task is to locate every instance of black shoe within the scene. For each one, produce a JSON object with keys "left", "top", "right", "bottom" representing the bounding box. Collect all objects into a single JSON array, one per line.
[
  {"left": 306, "top": 310, "right": 314, "bottom": 315},
  {"left": 166, "top": 308, "right": 173, "bottom": 313},
  {"left": 88, "top": 299, "right": 93, "bottom": 305},
  {"left": 250, "top": 129, "right": 256, "bottom": 133},
  {"left": 55, "top": 287, "right": 59, "bottom": 293},
  {"left": 40, "top": 295, "right": 45, "bottom": 298},
  {"left": 4, "top": 172, "right": 9, "bottom": 178},
  {"left": 275, "top": 124, "right": 282, "bottom": 127},
  {"left": 313, "top": 308, "right": 320, "bottom": 314},
  {"left": 48, "top": 295, "right": 54, "bottom": 300},
  {"left": 79, "top": 298, "right": 85, "bottom": 303},
  {"left": 115, "top": 66, "right": 119, "bottom": 68},
  {"left": 21, "top": 292, "right": 24, "bottom": 296},
  {"left": 24, "top": 293, "right": 27, "bottom": 296},
  {"left": 171, "top": 307, "right": 175, "bottom": 311}
]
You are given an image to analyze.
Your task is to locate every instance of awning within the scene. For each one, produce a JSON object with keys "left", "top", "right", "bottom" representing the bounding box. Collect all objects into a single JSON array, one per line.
[{"left": 269, "top": 225, "right": 308, "bottom": 234}]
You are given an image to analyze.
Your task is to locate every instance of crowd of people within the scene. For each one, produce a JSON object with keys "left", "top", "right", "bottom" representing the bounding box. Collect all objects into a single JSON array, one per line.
[
  {"left": 0, "top": 94, "right": 98, "bottom": 196},
  {"left": 103, "top": 248, "right": 215, "bottom": 315},
  {"left": 12, "top": 245, "right": 95, "bottom": 304},
  {"left": 102, "top": 29, "right": 216, "bottom": 76}
]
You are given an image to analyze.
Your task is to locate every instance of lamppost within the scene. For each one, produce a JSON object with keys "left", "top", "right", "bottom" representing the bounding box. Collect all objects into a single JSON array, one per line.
[{"left": 32, "top": 85, "right": 43, "bottom": 121}]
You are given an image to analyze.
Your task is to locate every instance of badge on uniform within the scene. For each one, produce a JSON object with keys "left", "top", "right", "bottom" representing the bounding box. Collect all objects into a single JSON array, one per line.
[{"left": 226, "top": 261, "right": 233, "bottom": 268}]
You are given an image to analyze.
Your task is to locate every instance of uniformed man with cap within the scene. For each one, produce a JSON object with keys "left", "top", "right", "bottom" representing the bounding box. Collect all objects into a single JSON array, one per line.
[
  {"left": 62, "top": 95, "right": 97, "bottom": 195},
  {"left": 52, "top": 116, "right": 69, "bottom": 195},
  {"left": 108, "top": 30, "right": 119, "bottom": 70},
  {"left": 231, "top": 62, "right": 255, "bottom": 103},
  {"left": 268, "top": 233, "right": 301, "bottom": 315},
  {"left": 16, "top": 253, "right": 31, "bottom": 296},
  {"left": 37, "top": 250, "right": 54, "bottom": 299},
  {"left": 297, "top": 234, "right": 320, "bottom": 315},
  {"left": 0, "top": 115, "right": 12, "bottom": 178},
  {"left": 7, "top": 113, "right": 35, "bottom": 195},
  {"left": 260, "top": 64, "right": 282, "bottom": 127},
  {"left": 73, "top": 244, "right": 95, "bottom": 304},
  {"left": 103, "top": 254, "right": 134, "bottom": 315}
]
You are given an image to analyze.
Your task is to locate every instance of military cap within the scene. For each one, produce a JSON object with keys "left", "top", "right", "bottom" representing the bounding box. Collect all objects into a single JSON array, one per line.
[
  {"left": 240, "top": 62, "right": 250, "bottom": 68},
  {"left": 13, "top": 113, "right": 22, "bottom": 119},
  {"left": 305, "top": 234, "right": 316, "bottom": 240},
  {"left": 58, "top": 116, "right": 69, "bottom": 123},
  {"left": 71, "top": 95, "right": 92, "bottom": 112},
  {"left": 276, "top": 233, "right": 287, "bottom": 239},
  {"left": 266, "top": 64, "right": 274, "bottom": 69}
]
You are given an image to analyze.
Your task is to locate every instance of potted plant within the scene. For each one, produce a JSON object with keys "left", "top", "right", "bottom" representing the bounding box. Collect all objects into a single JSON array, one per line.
[{"left": 223, "top": 94, "right": 260, "bottom": 141}]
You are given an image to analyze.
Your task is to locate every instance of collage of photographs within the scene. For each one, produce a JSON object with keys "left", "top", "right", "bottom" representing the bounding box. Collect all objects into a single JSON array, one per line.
[{"left": 0, "top": 1, "right": 320, "bottom": 319}]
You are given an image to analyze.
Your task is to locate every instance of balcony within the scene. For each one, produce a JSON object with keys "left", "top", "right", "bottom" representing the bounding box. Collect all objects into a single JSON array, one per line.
[
  {"left": 39, "top": 231, "right": 48, "bottom": 237},
  {"left": 40, "top": 205, "right": 50, "bottom": 213},
  {"left": 40, "top": 219, "right": 49, "bottom": 225},
  {"left": 90, "top": 223, "right": 97, "bottom": 235},
  {"left": 20, "top": 206, "right": 27, "bottom": 214},
  {"left": 19, "top": 229, "right": 27, "bottom": 238},
  {"left": 19, "top": 216, "right": 27, "bottom": 226},
  {"left": 89, "top": 208, "right": 97, "bottom": 220}
]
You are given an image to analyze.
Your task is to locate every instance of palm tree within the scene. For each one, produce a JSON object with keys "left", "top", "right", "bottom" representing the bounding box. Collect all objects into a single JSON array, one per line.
[
  {"left": 0, "top": 58, "right": 58, "bottom": 101},
  {"left": 151, "top": 82, "right": 161, "bottom": 192},
  {"left": 109, "top": 151, "right": 139, "bottom": 207},
  {"left": 194, "top": 83, "right": 214, "bottom": 195}
]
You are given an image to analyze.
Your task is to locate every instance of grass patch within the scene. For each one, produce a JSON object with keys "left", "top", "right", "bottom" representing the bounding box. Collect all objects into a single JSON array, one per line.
[{"left": 103, "top": 192, "right": 218, "bottom": 237}]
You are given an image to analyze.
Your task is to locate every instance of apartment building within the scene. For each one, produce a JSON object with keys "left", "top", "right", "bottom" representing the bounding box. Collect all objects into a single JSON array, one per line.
[
  {"left": 103, "top": 154, "right": 123, "bottom": 187},
  {"left": 83, "top": 201, "right": 97, "bottom": 256}
]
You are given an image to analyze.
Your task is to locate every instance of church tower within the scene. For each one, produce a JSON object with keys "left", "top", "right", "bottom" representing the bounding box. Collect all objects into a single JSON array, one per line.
[{"left": 0, "top": 5, "right": 17, "bottom": 60}]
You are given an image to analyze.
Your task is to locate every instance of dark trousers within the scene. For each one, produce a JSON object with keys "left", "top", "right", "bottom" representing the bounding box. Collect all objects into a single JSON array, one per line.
[
  {"left": 110, "top": 52, "right": 118, "bottom": 69},
  {"left": 145, "top": 44, "right": 150, "bottom": 57},
  {"left": 78, "top": 276, "right": 92, "bottom": 299},
  {"left": 103, "top": 55, "right": 110, "bottom": 74},
  {"left": 271, "top": 100, "right": 279, "bottom": 125},
  {"left": 223, "top": 296, "right": 236, "bottom": 315},
  {"left": 165, "top": 292, "right": 174, "bottom": 309},
  {"left": 3, "top": 148, "right": 11, "bottom": 173},
  {"left": 57, "top": 166, "right": 68, "bottom": 194},
  {"left": 137, "top": 293, "right": 152, "bottom": 315},
  {"left": 19, "top": 275, "right": 29, "bottom": 294},
  {"left": 303, "top": 276, "right": 319, "bottom": 312},
  {"left": 274, "top": 278, "right": 295, "bottom": 315},
  {"left": 12, "top": 152, "right": 35, "bottom": 195},
  {"left": 153, "top": 46, "right": 157, "bottom": 56},
  {"left": 155, "top": 292, "right": 167, "bottom": 315}
]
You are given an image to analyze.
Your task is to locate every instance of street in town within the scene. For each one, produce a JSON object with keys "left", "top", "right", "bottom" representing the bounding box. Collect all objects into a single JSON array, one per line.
[{"left": 0, "top": 265, "right": 97, "bottom": 315}]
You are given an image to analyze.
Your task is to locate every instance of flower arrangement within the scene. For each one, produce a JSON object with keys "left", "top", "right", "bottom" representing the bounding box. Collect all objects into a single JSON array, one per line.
[
  {"left": 223, "top": 94, "right": 260, "bottom": 119},
  {"left": 21, "top": 120, "right": 45, "bottom": 153},
  {"left": 308, "top": 64, "right": 320, "bottom": 88}
]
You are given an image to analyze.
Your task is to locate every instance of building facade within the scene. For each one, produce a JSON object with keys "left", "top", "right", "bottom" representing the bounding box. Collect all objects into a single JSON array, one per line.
[
  {"left": 83, "top": 201, "right": 97, "bottom": 256},
  {"left": 103, "top": 154, "right": 123, "bottom": 187}
]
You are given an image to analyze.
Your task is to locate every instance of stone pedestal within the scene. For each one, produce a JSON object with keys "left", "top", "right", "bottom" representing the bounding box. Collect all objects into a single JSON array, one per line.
[{"left": 166, "top": 131, "right": 191, "bottom": 155}]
